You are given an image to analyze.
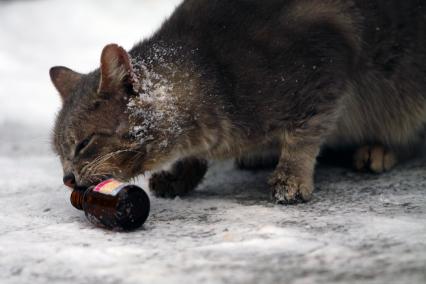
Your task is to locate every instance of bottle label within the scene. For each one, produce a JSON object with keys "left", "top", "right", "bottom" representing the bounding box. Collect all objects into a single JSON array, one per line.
[{"left": 93, "top": 179, "right": 126, "bottom": 196}]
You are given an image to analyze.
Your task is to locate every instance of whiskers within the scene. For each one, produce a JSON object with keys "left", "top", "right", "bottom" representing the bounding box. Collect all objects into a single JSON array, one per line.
[{"left": 79, "top": 148, "right": 144, "bottom": 184}]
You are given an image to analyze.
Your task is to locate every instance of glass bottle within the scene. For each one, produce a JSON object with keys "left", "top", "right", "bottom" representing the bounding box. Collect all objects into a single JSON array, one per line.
[{"left": 70, "top": 179, "right": 150, "bottom": 231}]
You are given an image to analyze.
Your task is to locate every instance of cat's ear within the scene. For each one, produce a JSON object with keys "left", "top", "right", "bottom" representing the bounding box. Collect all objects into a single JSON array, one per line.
[
  {"left": 98, "top": 44, "right": 136, "bottom": 95},
  {"left": 49, "top": 66, "right": 82, "bottom": 100}
]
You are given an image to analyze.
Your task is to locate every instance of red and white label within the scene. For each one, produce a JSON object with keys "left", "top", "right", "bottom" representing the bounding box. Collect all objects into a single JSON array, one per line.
[{"left": 93, "top": 179, "right": 125, "bottom": 196}]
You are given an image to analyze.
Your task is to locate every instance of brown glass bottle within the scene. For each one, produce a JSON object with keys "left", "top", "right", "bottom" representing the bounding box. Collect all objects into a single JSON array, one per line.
[{"left": 70, "top": 179, "right": 150, "bottom": 231}]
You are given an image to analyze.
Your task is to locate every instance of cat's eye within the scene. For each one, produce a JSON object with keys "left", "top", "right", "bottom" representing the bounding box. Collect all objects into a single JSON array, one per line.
[{"left": 75, "top": 135, "right": 94, "bottom": 156}]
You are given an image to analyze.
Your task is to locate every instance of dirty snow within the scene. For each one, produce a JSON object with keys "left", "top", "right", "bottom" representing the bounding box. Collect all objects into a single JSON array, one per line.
[{"left": 0, "top": 1, "right": 426, "bottom": 284}]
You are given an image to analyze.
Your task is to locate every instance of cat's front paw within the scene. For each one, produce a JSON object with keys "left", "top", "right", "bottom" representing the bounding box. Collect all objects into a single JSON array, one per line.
[
  {"left": 149, "top": 171, "right": 186, "bottom": 198},
  {"left": 268, "top": 173, "right": 313, "bottom": 204},
  {"left": 149, "top": 158, "right": 208, "bottom": 198}
]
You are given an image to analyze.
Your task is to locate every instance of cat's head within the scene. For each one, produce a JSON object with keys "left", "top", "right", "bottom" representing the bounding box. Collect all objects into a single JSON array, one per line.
[{"left": 50, "top": 44, "right": 172, "bottom": 188}]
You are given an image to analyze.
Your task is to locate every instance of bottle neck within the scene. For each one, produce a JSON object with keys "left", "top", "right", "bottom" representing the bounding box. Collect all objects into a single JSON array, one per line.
[{"left": 70, "top": 189, "right": 85, "bottom": 210}]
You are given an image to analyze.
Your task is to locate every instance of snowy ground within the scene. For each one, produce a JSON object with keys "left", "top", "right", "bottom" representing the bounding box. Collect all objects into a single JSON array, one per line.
[{"left": 1, "top": 1, "right": 426, "bottom": 284}]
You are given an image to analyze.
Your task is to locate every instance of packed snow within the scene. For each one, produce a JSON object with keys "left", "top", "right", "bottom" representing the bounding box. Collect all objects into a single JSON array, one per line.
[{"left": 0, "top": 1, "right": 425, "bottom": 284}]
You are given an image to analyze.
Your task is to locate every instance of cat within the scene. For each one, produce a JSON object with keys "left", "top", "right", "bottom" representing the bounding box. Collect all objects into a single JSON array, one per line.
[{"left": 50, "top": 0, "right": 426, "bottom": 204}]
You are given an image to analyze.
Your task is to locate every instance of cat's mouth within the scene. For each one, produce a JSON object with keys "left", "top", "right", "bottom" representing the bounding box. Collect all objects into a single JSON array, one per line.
[{"left": 74, "top": 153, "right": 146, "bottom": 188}]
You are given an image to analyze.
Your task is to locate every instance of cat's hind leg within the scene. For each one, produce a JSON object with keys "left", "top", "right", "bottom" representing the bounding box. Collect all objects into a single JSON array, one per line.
[{"left": 353, "top": 145, "right": 397, "bottom": 173}]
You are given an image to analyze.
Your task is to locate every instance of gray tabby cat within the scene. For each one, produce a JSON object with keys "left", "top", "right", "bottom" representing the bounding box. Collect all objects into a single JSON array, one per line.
[{"left": 50, "top": 0, "right": 426, "bottom": 204}]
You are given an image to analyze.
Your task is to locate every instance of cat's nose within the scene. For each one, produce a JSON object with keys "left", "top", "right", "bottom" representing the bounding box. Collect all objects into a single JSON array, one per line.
[{"left": 63, "top": 173, "right": 76, "bottom": 188}]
